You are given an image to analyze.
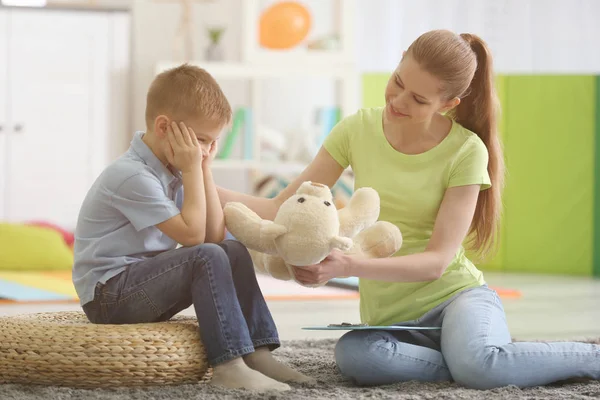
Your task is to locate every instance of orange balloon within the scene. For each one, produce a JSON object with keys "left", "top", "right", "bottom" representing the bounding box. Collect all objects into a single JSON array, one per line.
[{"left": 259, "top": 1, "right": 312, "bottom": 50}]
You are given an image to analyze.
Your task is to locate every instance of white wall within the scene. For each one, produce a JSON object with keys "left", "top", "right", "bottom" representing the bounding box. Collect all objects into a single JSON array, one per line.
[
  {"left": 129, "top": 0, "right": 600, "bottom": 193},
  {"left": 356, "top": 0, "right": 600, "bottom": 74},
  {"left": 130, "top": 0, "right": 338, "bottom": 192},
  {"left": 131, "top": 0, "right": 242, "bottom": 130}
]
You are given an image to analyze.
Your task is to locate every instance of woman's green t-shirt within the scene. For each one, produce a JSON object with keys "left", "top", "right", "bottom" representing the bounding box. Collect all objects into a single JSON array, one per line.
[{"left": 323, "top": 107, "right": 491, "bottom": 325}]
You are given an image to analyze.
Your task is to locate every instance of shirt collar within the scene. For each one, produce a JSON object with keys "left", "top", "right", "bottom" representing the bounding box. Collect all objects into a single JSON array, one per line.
[{"left": 129, "top": 131, "right": 181, "bottom": 188}]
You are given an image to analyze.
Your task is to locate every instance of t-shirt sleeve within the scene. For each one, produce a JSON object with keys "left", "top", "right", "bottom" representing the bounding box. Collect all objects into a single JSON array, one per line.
[
  {"left": 111, "top": 173, "right": 181, "bottom": 231},
  {"left": 323, "top": 115, "right": 352, "bottom": 169},
  {"left": 448, "top": 136, "right": 492, "bottom": 191}
]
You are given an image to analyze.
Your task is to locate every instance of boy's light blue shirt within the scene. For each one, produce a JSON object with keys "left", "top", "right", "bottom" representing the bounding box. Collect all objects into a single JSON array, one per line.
[{"left": 72, "top": 132, "right": 183, "bottom": 305}]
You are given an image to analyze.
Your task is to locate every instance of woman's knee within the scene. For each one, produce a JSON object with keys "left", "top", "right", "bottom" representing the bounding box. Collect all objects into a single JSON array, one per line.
[
  {"left": 445, "top": 347, "right": 512, "bottom": 389},
  {"left": 335, "top": 330, "right": 405, "bottom": 386},
  {"left": 335, "top": 331, "right": 373, "bottom": 383}
]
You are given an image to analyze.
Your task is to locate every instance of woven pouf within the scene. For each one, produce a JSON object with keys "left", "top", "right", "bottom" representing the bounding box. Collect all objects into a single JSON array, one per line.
[{"left": 0, "top": 311, "right": 212, "bottom": 388}]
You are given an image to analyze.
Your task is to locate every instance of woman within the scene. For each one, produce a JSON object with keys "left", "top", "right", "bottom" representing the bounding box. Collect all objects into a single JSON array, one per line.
[{"left": 218, "top": 29, "right": 599, "bottom": 389}]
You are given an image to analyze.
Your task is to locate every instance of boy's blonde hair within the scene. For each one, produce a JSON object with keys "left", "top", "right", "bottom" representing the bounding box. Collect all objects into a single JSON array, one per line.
[{"left": 145, "top": 64, "right": 232, "bottom": 129}]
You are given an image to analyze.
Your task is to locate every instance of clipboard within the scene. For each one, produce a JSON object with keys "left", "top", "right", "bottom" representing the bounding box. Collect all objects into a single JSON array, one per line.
[{"left": 302, "top": 323, "right": 441, "bottom": 331}]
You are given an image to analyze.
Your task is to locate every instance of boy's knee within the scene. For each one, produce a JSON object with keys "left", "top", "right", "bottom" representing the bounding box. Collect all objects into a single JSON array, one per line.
[
  {"left": 220, "top": 239, "right": 251, "bottom": 258},
  {"left": 218, "top": 240, "right": 254, "bottom": 270},
  {"left": 191, "top": 243, "right": 229, "bottom": 266}
]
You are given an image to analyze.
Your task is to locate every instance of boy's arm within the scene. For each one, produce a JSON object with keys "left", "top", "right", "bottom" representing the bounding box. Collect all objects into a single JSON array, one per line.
[
  {"left": 202, "top": 140, "right": 225, "bottom": 243},
  {"left": 111, "top": 169, "right": 206, "bottom": 247},
  {"left": 156, "top": 167, "right": 206, "bottom": 246},
  {"left": 155, "top": 122, "right": 207, "bottom": 246},
  {"left": 203, "top": 167, "right": 225, "bottom": 243}
]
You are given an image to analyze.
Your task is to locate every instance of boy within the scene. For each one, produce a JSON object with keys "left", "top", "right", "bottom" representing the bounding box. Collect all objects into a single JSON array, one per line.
[{"left": 72, "top": 64, "right": 311, "bottom": 391}]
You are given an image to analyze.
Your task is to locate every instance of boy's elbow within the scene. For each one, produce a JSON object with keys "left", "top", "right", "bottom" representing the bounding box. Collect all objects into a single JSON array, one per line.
[
  {"left": 213, "top": 230, "right": 226, "bottom": 243},
  {"left": 203, "top": 231, "right": 225, "bottom": 244},
  {"left": 179, "top": 229, "right": 206, "bottom": 247}
]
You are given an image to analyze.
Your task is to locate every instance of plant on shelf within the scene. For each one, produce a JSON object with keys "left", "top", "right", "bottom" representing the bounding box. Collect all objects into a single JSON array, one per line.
[
  {"left": 153, "top": 0, "right": 218, "bottom": 61},
  {"left": 205, "top": 27, "right": 226, "bottom": 61}
]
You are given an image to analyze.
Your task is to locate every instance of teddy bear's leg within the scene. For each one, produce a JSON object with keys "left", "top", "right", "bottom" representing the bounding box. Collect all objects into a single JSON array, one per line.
[
  {"left": 264, "top": 254, "right": 294, "bottom": 281},
  {"left": 248, "top": 249, "right": 268, "bottom": 274},
  {"left": 347, "top": 220, "right": 403, "bottom": 259},
  {"left": 338, "top": 187, "right": 381, "bottom": 238}
]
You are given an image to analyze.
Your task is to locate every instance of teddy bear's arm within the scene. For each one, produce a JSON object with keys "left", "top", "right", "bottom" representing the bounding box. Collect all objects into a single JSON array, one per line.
[
  {"left": 338, "top": 187, "right": 381, "bottom": 237},
  {"left": 224, "top": 202, "right": 284, "bottom": 254},
  {"left": 329, "top": 235, "right": 353, "bottom": 252},
  {"left": 260, "top": 221, "right": 288, "bottom": 241}
]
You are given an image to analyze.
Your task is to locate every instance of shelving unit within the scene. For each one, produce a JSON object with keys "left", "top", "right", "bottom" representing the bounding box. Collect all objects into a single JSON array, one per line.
[
  {"left": 154, "top": 0, "right": 358, "bottom": 178},
  {"left": 240, "top": 0, "right": 355, "bottom": 66},
  {"left": 209, "top": 159, "right": 308, "bottom": 174},
  {"left": 155, "top": 61, "right": 357, "bottom": 174}
]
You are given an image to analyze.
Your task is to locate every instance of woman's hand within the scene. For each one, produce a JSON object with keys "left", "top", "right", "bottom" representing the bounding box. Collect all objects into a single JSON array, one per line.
[{"left": 292, "top": 249, "right": 353, "bottom": 286}]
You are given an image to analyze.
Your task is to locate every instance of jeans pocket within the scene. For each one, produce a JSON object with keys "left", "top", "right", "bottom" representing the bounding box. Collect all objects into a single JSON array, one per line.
[{"left": 100, "top": 290, "right": 161, "bottom": 324}]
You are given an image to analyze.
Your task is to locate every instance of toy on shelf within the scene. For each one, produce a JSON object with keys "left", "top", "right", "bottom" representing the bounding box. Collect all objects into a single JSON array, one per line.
[{"left": 259, "top": 1, "right": 312, "bottom": 50}]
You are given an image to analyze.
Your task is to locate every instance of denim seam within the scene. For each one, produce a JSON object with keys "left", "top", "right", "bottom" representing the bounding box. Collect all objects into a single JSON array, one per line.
[
  {"left": 133, "top": 257, "right": 201, "bottom": 316},
  {"left": 114, "top": 251, "right": 207, "bottom": 313},
  {"left": 495, "top": 349, "right": 598, "bottom": 357},
  {"left": 372, "top": 342, "right": 449, "bottom": 370},
  {"left": 253, "top": 338, "right": 280, "bottom": 348},
  {"left": 479, "top": 292, "right": 501, "bottom": 367},
  {"left": 109, "top": 254, "right": 203, "bottom": 298},
  {"left": 100, "top": 290, "right": 161, "bottom": 323},
  {"left": 210, "top": 345, "right": 255, "bottom": 365},
  {"left": 203, "top": 253, "right": 235, "bottom": 354}
]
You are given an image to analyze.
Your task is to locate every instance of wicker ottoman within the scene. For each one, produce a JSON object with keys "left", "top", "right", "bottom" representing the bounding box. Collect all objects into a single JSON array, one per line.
[{"left": 0, "top": 311, "right": 212, "bottom": 388}]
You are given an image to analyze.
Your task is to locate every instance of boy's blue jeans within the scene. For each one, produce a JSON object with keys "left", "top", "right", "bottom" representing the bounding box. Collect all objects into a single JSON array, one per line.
[
  {"left": 335, "top": 285, "right": 600, "bottom": 389},
  {"left": 82, "top": 240, "right": 280, "bottom": 365}
]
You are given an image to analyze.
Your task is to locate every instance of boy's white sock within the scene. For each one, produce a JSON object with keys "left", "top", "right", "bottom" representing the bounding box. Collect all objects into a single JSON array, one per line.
[
  {"left": 210, "top": 357, "right": 291, "bottom": 392},
  {"left": 244, "top": 347, "right": 317, "bottom": 384}
]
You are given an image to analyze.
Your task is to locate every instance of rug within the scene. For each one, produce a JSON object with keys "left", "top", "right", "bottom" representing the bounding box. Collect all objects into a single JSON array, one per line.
[{"left": 1, "top": 338, "right": 598, "bottom": 399}]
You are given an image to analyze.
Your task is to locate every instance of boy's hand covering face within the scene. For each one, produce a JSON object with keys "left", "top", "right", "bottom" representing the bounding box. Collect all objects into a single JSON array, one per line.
[
  {"left": 202, "top": 140, "right": 218, "bottom": 168},
  {"left": 165, "top": 121, "right": 203, "bottom": 173}
]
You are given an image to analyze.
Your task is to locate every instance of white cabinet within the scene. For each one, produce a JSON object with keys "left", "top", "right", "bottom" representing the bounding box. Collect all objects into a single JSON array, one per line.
[
  {"left": 0, "top": 8, "right": 130, "bottom": 229},
  {"left": 0, "top": 10, "right": 7, "bottom": 220}
]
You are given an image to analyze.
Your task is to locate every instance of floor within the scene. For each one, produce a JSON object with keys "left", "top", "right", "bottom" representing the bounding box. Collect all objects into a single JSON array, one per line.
[{"left": 0, "top": 272, "right": 598, "bottom": 341}]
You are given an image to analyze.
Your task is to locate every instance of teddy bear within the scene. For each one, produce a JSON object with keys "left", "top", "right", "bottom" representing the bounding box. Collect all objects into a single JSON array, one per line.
[{"left": 223, "top": 181, "right": 402, "bottom": 286}]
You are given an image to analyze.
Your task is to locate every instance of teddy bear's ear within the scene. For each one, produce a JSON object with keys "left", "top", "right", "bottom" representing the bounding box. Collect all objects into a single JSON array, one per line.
[{"left": 296, "top": 181, "right": 333, "bottom": 201}]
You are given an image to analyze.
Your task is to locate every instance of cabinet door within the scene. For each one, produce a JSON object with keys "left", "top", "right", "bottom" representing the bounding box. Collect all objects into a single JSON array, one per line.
[
  {"left": 6, "top": 9, "right": 109, "bottom": 229},
  {"left": 0, "top": 10, "right": 7, "bottom": 220}
]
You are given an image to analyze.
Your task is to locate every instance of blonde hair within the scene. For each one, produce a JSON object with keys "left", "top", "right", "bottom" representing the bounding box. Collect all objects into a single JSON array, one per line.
[
  {"left": 145, "top": 64, "right": 232, "bottom": 129},
  {"left": 406, "top": 29, "right": 505, "bottom": 258}
]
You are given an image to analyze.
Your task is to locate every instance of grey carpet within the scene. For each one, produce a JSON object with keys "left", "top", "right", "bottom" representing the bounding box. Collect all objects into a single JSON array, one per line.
[{"left": 1, "top": 338, "right": 599, "bottom": 400}]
